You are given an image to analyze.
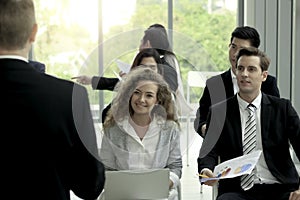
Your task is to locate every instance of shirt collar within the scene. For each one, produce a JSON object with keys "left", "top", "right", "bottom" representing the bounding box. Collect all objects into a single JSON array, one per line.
[
  {"left": 0, "top": 55, "right": 28, "bottom": 62},
  {"left": 231, "top": 68, "right": 236, "bottom": 79},
  {"left": 118, "top": 115, "right": 164, "bottom": 137},
  {"left": 237, "top": 92, "right": 262, "bottom": 110}
]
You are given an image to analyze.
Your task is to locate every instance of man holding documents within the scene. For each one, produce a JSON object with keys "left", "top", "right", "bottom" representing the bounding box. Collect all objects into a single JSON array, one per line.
[{"left": 197, "top": 47, "right": 300, "bottom": 200}]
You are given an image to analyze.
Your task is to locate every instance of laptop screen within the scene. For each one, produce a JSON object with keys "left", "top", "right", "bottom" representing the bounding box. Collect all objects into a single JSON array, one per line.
[{"left": 104, "top": 168, "right": 170, "bottom": 199}]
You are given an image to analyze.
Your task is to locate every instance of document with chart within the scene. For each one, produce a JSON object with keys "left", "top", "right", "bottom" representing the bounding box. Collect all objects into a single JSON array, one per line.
[{"left": 200, "top": 150, "right": 262, "bottom": 183}]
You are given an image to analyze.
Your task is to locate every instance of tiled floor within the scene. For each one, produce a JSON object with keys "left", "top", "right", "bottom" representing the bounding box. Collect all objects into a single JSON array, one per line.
[{"left": 180, "top": 124, "right": 213, "bottom": 200}]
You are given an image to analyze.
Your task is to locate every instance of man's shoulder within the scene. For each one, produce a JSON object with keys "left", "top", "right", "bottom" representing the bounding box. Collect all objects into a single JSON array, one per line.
[
  {"left": 265, "top": 74, "right": 276, "bottom": 81},
  {"left": 261, "top": 74, "right": 280, "bottom": 97},
  {"left": 161, "top": 61, "right": 176, "bottom": 73},
  {"left": 41, "top": 73, "right": 87, "bottom": 96},
  {"left": 160, "top": 61, "right": 178, "bottom": 92},
  {"left": 211, "top": 94, "right": 235, "bottom": 109},
  {"left": 206, "top": 69, "right": 230, "bottom": 83},
  {"left": 43, "top": 73, "right": 74, "bottom": 87},
  {"left": 263, "top": 93, "right": 287, "bottom": 103},
  {"left": 263, "top": 74, "right": 278, "bottom": 88},
  {"left": 29, "top": 60, "right": 46, "bottom": 73}
]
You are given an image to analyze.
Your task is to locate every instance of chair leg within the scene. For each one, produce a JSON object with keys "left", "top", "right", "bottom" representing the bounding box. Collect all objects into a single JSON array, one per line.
[
  {"left": 186, "top": 115, "right": 190, "bottom": 166},
  {"left": 212, "top": 183, "right": 218, "bottom": 200}
]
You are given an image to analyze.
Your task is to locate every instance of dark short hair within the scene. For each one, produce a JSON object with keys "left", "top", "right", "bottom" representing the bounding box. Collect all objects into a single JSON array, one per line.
[
  {"left": 236, "top": 47, "right": 270, "bottom": 71},
  {"left": 148, "top": 23, "right": 166, "bottom": 31},
  {"left": 230, "top": 26, "right": 260, "bottom": 48},
  {"left": 0, "top": 0, "right": 36, "bottom": 50}
]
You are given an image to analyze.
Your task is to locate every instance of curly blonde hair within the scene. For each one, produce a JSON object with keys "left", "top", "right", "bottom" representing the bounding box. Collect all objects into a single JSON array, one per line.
[{"left": 103, "top": 67, "right": 178, "bottom": 128}]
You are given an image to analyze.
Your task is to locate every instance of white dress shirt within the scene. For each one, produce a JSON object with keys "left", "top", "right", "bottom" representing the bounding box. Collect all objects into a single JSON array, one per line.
[
  {"left": 237, "top": 92, "right": 280, "bottom": 184},
  {"left": 231, "top": 69, "right": 239, "bottom": 94}
]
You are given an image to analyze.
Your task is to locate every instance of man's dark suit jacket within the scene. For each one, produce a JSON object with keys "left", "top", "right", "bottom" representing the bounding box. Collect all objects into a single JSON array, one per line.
[
  {"left": 1, "top": 59, "right": 105, "bottom": 200},
  {"left": 197, "top": 94, "right": 300, "bottom": 196},
  {"left": 92, "top": 62, "right": 178, "bottom": 93},
  {"left": 29, "top": 60, "right": 46, "bottom": 73},
  {"left": 194, "top": 69, "right": 280, "bottom": 136},
  {"left": 92, "top": 76, "right": 118, "bottom": 91}
]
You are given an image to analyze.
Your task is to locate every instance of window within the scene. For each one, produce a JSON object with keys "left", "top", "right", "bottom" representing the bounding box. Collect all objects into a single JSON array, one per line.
[{"left": 34, "top": 0, "right": 238, "bottom": 122}]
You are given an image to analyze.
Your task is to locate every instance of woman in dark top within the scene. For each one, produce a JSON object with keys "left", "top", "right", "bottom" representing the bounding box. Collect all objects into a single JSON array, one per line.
[{"left": 100, "top": 48, "right": 166, "bottom": 123}]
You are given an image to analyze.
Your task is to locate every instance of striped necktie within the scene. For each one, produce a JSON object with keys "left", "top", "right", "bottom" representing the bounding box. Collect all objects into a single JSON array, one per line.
[{"left": 241, "top": 104, "right": 256, "bottom": 190}]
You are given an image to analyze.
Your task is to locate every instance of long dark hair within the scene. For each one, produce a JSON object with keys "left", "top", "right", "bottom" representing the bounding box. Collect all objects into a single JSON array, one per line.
[{"left": 131, "top": 48, "right": 163, "bottom": 74}]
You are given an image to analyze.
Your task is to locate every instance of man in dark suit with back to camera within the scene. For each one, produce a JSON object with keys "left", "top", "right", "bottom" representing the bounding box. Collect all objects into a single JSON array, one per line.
[
  {"left": 198, "top": 47, "right": 300, "bottom": 200},
  {"left": 194, "top": 26, "right": 280, "bottom": 137},
  {"left": 0, "top": 0, "right": 105, "bottom": 199}
]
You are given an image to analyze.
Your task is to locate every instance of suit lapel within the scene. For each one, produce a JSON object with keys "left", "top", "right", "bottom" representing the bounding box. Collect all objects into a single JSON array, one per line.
[
  {"left": 227, "top": 96, "right": 243, "bottom": 150},
  {"left": 260, "top": 94, "right": 272, "bottom": 140}
]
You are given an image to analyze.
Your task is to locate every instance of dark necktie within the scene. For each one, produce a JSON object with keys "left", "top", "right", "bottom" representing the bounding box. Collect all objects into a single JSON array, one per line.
[{"left": 241, "top": 104, "right": 256, "bottom": 190}]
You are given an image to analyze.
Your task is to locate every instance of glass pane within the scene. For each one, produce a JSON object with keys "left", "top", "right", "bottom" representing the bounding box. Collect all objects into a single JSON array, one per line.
[
  {"left": 34, "top": 0, "right": 99, "bottom": 78},
  {"left": 100, "top": 0, "right": 169, "bottom": 82},
  {"left": 173, "top": 0, "right": 238, "bottom": 105},
  {"left": 34, "top": 0, "right": 237, "bottom": 123}
]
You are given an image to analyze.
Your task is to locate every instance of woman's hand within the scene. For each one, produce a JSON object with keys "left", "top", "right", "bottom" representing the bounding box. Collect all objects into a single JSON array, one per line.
[{"left": 169, "top": 179, "right": 174, "bottom": 189}]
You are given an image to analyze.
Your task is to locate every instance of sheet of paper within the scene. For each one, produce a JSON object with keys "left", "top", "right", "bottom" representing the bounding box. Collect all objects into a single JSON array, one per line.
[
  {"left": 115, "top": 59, "right": 131, "bottom": 74},
  {"left": 200, "top": 150, "right": 262, "bottom": 183}
]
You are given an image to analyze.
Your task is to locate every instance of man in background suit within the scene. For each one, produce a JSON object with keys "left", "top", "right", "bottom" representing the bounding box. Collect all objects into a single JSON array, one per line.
[
  {"left": 198, "top": 47, "right": 300, "bottom": 200},
  {"left": 0, "top": 0, "right": 105, "bottom": 199},
  {"left": 194, "top": 26, "right": 280, "bottom": 137}
]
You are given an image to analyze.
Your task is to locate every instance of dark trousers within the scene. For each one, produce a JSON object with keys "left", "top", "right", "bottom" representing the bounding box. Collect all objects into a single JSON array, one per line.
[{"left": 217, "top": 184, "right": 298, "bottom": 200}]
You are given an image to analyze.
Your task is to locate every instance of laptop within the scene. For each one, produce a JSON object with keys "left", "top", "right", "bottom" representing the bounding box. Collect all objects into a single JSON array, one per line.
[{"left": 104, "top": 168, "right": 170, "bottom": 200}]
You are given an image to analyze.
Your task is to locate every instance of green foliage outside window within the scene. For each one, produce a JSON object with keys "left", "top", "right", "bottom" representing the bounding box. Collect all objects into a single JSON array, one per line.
[{"left": 33, "top": 0, "right": 236, "bottom": 115}]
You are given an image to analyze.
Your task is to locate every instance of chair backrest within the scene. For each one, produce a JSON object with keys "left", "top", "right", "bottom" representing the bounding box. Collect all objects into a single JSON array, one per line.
[{"left": 104, "top": 168, "right": 170, "bottom": 200}]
